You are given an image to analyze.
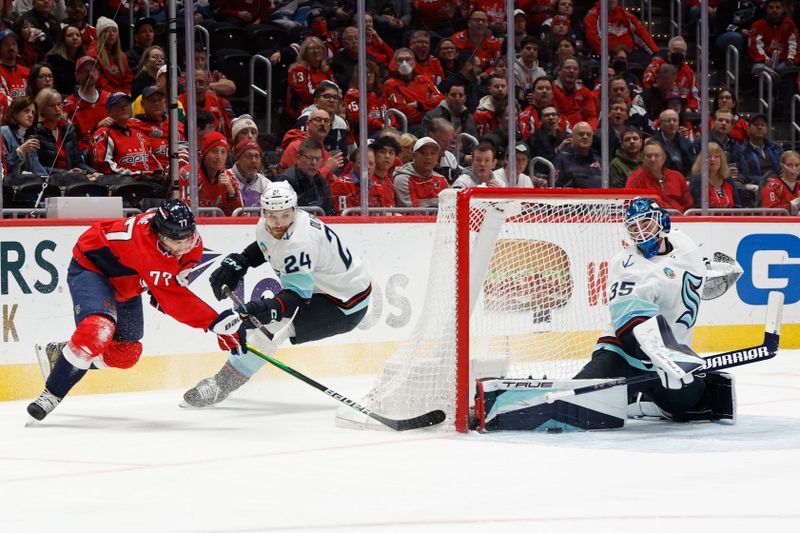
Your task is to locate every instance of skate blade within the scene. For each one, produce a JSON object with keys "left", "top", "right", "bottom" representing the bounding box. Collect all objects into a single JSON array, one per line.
[
  {"left": 178, "top": 400, "right": 214, "bottom": 409},
  {"left": 34, "top": 344, "right": 51, "bottom": 382}
]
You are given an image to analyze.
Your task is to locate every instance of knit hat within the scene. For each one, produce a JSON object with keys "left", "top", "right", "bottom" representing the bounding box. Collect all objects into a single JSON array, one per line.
[
  {"left": 234, "top": 139, "right": 261, "bottom": 160},
  {"left": 201, "top": 132, "right": 229, "bottom": 158},
  {"left": 231, "top": 114, "right": 258, "bottom": 141},
  {"left": 96, "top": 17, "right": 118, "bottom": 37}
]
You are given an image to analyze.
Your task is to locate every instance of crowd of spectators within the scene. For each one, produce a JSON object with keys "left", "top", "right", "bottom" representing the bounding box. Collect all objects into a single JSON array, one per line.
[{"left": 2, "top": 0, "right": 800, "bottom": 217}]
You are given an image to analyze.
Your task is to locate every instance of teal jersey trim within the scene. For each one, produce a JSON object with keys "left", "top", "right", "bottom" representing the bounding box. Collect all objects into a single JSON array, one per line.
[
  {"left": 593, "top": 342, "right": 656, "bottom": 372},
  {"left": 280, "top": 272, "right": 314, "bottom": 299},
  {"left": 609, "top": 297, "right": 659, "bottom": 332},
  {"left": 339, "top": 296, "right": 370, "bottom": 315}
]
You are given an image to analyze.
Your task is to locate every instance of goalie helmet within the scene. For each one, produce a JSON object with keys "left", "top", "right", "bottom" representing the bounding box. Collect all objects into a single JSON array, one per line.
[
  {"left": 625, "top": 197, "right": 670, "bottom": 259},
  {"left": 260, "top": 182, "right": 298, "bottom": 212},
  {"left": 151, "top": 200, "right": 199, "bottom": 256}
]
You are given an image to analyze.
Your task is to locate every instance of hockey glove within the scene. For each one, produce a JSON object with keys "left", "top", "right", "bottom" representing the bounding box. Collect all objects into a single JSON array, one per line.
[
  {"left": 236, "top": 298, "right": 284, "bottom": 329},
  {"left": 633, "top": 315, "right": 705, "bottom": 390},
  {"left": 210, "top": 310, "right": 248, "bottom": 356},
  {"left": 210, "top": 253, "right": 249, "bottom": 300}
]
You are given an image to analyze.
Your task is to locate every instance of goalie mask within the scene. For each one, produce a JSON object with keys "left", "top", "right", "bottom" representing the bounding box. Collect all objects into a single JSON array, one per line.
[
  {"left": 152, "top": 200, "right": 199, "bottom": 257},
  {"left": 260, "top": 182, "right": 298, "bottom": 238},
  {"left": 625, "top": 197, "right": 671, "bottom": 258}
]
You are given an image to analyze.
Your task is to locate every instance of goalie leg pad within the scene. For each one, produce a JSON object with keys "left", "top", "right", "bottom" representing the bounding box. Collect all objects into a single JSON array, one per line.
[
  {"left": 671, "top": 372, "right": 736, "bottom": 423},
  {"left": 474, "top": 379, "right": 627, "bottom": 432}
]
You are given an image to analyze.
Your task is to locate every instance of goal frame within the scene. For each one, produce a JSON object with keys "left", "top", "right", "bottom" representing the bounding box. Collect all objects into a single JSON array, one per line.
[{"left": 452, "top": 188, "right": 655, "bottom": 432}]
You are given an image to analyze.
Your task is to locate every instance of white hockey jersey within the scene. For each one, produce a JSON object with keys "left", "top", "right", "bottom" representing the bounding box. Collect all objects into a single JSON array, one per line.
[
  {"left": 254, "top": 210, "right": 371, "bottom": 313},
  {"left": 595, "top": 229, "right": 706, "bottom": 369}
]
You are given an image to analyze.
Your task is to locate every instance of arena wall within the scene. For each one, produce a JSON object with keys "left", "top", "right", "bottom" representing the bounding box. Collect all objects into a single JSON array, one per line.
[{"left": 1, "top": 216, "right": 798, "bottom": 401}]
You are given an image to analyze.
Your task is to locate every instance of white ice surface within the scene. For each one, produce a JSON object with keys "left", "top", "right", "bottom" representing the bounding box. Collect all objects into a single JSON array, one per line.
[{"left": 1, "top": 352, "right": 799, "bottom": 533}]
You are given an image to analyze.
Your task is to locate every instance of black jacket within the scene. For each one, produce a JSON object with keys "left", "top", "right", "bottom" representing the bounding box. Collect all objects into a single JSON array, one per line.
[
  {"left": 277, "top": 166, "right": 335, "bottom": 215},
  {"left": 33, "top": 120, "right": 96, "bottom": 173}
]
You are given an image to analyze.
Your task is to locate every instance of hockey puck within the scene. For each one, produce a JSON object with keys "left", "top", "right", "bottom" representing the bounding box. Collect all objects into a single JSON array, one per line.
[{"left": 546, "top": 427, "right": 563, "bottom": 434}]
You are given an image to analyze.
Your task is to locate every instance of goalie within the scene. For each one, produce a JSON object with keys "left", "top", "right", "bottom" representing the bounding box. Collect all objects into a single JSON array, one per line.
[{"left": 573, "top": 197, "right": 736, "bottom": 422}]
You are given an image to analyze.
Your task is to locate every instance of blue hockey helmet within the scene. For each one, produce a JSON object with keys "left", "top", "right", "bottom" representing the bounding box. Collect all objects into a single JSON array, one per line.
[
  {"left": 152, "top": 200, "right": 196, "bottom": 240},
  {"left": 624, "top": 197, "right": 670, "bottom": 258}
]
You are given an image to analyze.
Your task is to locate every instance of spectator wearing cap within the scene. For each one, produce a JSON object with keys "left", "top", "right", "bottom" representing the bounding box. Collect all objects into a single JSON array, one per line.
[
  {"left": 508, "top": 9, "right": 533, "bottom": 52},
  {"left": 451, "top": 9, "right": 502, "bottom": 73},
  {"left": 452, "top": 141, "right": 502, "bottom": 189},
  {"left": 178, "top": 67, "right": 231, "bottom": 140},
  {"left": 126, "top": 17, "right": 156, "bottom": 72},
  {"left": 63, "top": 55, "right": 110, "bottom": 151},
  {"left": 33, "top": 87, "right": 96, "bottom": 174},
  {"left": 130, "top": 85, "right": 177, "bottom": 171},
  {"left": 1, "top": 94, "right": 47, "bottom": 177},
  {"left": 392, "top": 136, "right": 448, "bottom": 208},
  {"left": 231, "top": 114, "right": 258, "bottom": 146},
  {"left": 45, "top": 23, "right": 85, "bottom": 96},
  {"left": 287, "top": 36, "right": 337, "bottom": 120},
  {"left": 63, "top": 0, "right": 96, "bottom": 49},
  {"left": 278, "top": 108, "right": 344, "bottom": 182},
  {"left": 91, "top": 92, "right": 161, "bottom": 177},
  {"left": 231, "top": 138, "right": 271, "bottom": 208},
  {"left": 642, "top": 36, "right": 699, "bottom": 112},
  {"left": 344, "top": 61, "right": 387, "bottom": 136},
  {"left": 0, "top": 29, "right": 30, "bottom": 98},
  {"left": 132, "top": 63, "right": 186, "bottom": 123},
  {"left": 131, "top": 45, "right": 164, "bottom": 100},
  {"left": 553, "top": 121, "right": 602, "bottom": 188},
  {"left": 276, "top": 138, "right": 335, "bottom": 216},
  {"left": 330, "top": 145, "right": 394, "bottom": 214},
  {"left": 16, "top": 0, "right": 61, "bottom": 63},
  {"left": 741, "top": 113, "right": 783, "bottom": 184},
  {"left": 295, "top": 80, "right": 353, "bottom": 158},
  {"left": 626, "top": 139, "right": 693, "bottom": 212},
  {"left": 179, "top": 131, "right": 242, "bottom": 215},
  {"left": 89, "top": 17, "right": 133, "bottom": 94},
  {"left": 494, "top": 142, "right": 542, "bottom": 187}
]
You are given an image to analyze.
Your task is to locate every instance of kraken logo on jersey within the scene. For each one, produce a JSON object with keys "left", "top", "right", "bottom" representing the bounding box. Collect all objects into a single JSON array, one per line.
[{"left": 677, "top": 271, "right": 703, "bottom": 328}]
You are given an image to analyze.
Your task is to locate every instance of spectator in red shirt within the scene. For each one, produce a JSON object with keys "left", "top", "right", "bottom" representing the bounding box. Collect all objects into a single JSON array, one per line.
[
  {"left": 383, "top": 47, "right": 445, "bottom": 135},
  {"left": 344, "top": 60, "right": 387, "bottom": 135},
  {"left": 330, "top": 145, "right": 392, "bottom": 214},
  {"left": 278, "top": 108, "right": 345, "bottom": 183},
  {"left": 89, "top": 17, "right": 133, "bottom": 94},
  {"left": 473, "top": 73, "right": 507, "bottom": 137},
  {"left": 286, "top": 36, "right": 336, "bottom": 120},
  {"left": 552, "top": 56, "right": 597, "bottom": 128},
  {"left": 130, "top": 86, "right": 174, "bottom": 173},
  {"left": 213, "top": 0, "right": 272, "bottom": 26},
  {"left": 0, "top": 29, "right": 29, "bottom": 98},
  {"left": 749, "top": 0, "right": 798, "bottom": 76},
  {"left": 178, "top": 68, "right": 232, "bottom": 141},
  {"left": 63, "top": 55, "right": 110, "bottom": 152},
  {"left": 689, "top": 142, "right": 741, "bottom": 209},
  {"left": 393, "top": 136, "right": 448, "bottom": 208},
  {"left": 63, "top": 0, "right": 97, "bottom": 49},
  {"left": 179, "top": 132, "right": 242, "bottom": 216},
  {"left": 451, "top": 8, "right": 502, "bottom": 73},
  {"left": 626, "top": 139, "right": 694, "bottom": 213},
  {"left": 364, "top": 13, "right": 394, "bottom": 66},
  {"left": 761, "top": 150, "right": 800, "bottom": 214},
  {"left": 409, "top": 30, "right": 444, "bottom": 85},
  {"left": 91, "top": 92, "right": 160, "bottom": 177},
  {"left": 642, "top": 36, "right": 700, "bottom": 111},
  {"left": 584, "top": 0, "right": 659, "bottom": 63},
  {"left": 516, "top": 0, "right": 556, "bottom": 33},
  {"left": 370, "top": 134, "right": 399, "bottom": 207}
]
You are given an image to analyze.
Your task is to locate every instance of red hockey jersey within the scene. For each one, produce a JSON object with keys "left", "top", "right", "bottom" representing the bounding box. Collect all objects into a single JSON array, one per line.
[
  {"left": 553, "top": 79, "right": 598, "bottom": 129},
  {"left": 384, "top": 74, "right": 445, "bottom": 126},
  {"left": 344, "top": 88, "right": 387, "bottom": 133},
  {"left": 748, "top": 17, "right": 799, "bottom": 64},
  {"left": 0, "top": 63, "right": 30, "bottom": 98},
  {"left": 761, "top": 176, "right": 800, "bottom": 211},
  {"left": 63, "top": 90, "right": 110, "bottom": 151},
  {"left": 330, "top": 172, "right": 394, "bottom": 214},
  {"left": 72, "top": 213, "right": 218, "bottom": 330},
  {"left": 286, "top": 64, "right": 337, "bottom": 120},
  {"left": 584, "top": 3, "right": 659, "bottom": 56},
  {"left": 92, "top": 124, "right": 160, "bottom": 175},
  {"left": 451, "top": 30, "right": 502, "bottom": 69}
]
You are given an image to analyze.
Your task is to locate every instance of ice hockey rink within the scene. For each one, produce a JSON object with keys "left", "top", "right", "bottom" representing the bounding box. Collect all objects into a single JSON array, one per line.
[{"left": 1, "top": 352, "right": 798, "bottom": 533}]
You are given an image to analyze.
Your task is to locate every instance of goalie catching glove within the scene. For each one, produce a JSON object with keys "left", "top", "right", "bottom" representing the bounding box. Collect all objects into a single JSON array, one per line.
[
  {"left": 633, "top": 315, "right": 705, "bottom": 390},
  {"left": 210, "top": 253, "right": 249, "bottom": 300},
  {"left": 209, "top": 310, "right": 248, "bottom": 355}
]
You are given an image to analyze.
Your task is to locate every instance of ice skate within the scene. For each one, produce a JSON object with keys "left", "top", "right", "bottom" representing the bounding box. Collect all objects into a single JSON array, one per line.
[
  {"left": 26, "top": 389, "right": 62, "bottom": 425},
  {"left": 181, "top": 362, "right": 249, "bottom": 408},
  {"left": 34, "top": 341, "right": 66, "bottom": 381}
]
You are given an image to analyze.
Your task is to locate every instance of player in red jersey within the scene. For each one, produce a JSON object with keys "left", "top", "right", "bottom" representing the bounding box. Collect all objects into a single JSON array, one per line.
[{"left": 27, "top": 201, "right": 247, "bottom": 423}]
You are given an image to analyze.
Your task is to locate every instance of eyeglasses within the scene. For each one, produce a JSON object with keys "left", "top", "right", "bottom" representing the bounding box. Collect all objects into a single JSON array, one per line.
[
  {"left": 318, "top": 93, "right": 339, "bottom": 101},
  {"left": 300, "top": 154, "right": 323, "bottom": 163}
]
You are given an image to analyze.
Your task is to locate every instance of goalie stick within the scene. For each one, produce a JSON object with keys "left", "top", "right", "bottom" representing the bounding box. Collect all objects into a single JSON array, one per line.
[
  {"left": 545, "top": 291, "right": 784, "bottom": 404},
  {"left": 222, "top": 287, "right": 446, "bottom": 431}
]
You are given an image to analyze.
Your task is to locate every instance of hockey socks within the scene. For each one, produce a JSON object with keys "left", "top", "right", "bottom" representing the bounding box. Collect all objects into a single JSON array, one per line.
[{"left": 46, "top": 353, "right": 89, "bottom": 399}]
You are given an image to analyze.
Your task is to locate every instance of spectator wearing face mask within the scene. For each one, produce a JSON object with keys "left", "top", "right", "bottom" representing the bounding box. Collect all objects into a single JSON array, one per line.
[{"left": 642, "top": 36, "right": 699, "bottom": 111}]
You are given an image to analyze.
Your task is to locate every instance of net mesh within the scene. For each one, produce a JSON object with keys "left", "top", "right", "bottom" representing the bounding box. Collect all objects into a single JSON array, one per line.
[{"left": 336, "top": 190, "right": 632, "bottom": 429}]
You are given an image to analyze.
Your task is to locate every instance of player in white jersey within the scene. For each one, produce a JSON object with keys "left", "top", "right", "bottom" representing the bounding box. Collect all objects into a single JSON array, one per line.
[
  {"left": 182, "top": 182, "right": 371, "bottom": 407},
  {"left": 574, "top": 197, "right": 735, "bottom": 422}
]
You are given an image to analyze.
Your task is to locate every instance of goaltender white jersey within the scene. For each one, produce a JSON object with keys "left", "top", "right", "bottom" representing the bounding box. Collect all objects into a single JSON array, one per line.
[
  {"left": 255, "top": 210, "right": 371, "bottom": 312},
  {"left": 595, "top": 229, "right": 706, "bottom": 368}
]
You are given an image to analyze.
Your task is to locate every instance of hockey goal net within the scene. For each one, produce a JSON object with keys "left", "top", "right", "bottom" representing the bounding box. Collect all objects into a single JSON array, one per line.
[{"left": 337, "top": 189, "right": 644, "bottom": 432}]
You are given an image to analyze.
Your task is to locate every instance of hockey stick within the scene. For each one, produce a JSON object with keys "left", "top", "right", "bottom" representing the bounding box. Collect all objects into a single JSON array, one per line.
[
  {"left": 545, "top": 291, "right": 784, "bottom": 404},
  {"left": 223, "top": 287, "right": 446, "bottom": 431}
]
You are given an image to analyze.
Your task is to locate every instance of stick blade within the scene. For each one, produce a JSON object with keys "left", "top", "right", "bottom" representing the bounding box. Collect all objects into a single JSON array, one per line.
[
  {"left": 766, "top": 291, "right": 784, "bottom": 336},
  {"left": 373, "top": 409, "right": 447, "bottom": 431}
]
